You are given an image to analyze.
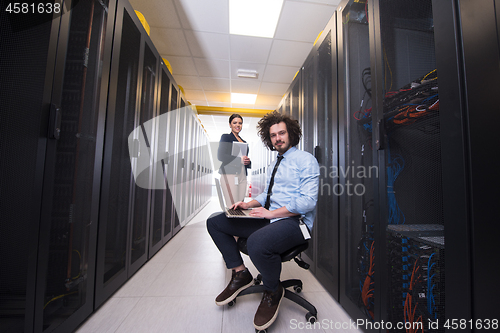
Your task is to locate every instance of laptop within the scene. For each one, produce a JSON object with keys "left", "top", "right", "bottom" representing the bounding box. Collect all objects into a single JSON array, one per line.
[{"left": 215, "top": 178, "right": 264, "bottom": 219}]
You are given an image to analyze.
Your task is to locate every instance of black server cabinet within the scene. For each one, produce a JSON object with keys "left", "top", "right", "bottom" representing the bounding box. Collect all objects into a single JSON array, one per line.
[
  {"left": 194, "top": 119, "right": 202, "bottom": 212},
  {"left": 176, "top": 101, "right": 187, "bottom": 225},
  {"left": 148, "top": 63, "right": 175, "bottom": 258},
  {"left": 95, "top": 0, "right": 154, "bottom": 307},
  {"left": 129, "top": 30, "right": 158, "bottom": 275},
  {"left": 1, "top": 0, "right": 115, "bottom": 332},
  {"left": 170, "top": 85, "right": 182, "bottom": 234},
  {"left": 373, "top": 1, "right": 443, "bottom": 330},
  {"left": 301, "top": 51, "right": 317, "bottom": 267},
  {"left": 336, "top": 0, "right": 500, "bottom": 330},
  {"left": 0, "top": 4, "right": 62, "bottom": 331},
  {"left": 311, "top": 19, "right": 340, "bottom": 301},
  {"left": 185, "top": 112, "right": 195, "bottom": 221},
  {"left": 284, "top": 90, "right": 291, "bottom": 115},
  {"left": 290, "top": 76, "right": 302, "bottom": 135},
  {"left": 436, "top": 0, "right": 500, "bottom": 325},
  {"left": 338, "top": 0, "right": 377, "bottom": 325}
]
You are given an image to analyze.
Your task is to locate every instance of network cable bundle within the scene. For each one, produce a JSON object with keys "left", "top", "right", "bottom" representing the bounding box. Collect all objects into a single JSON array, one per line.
[
  {"left": 382, "top": 69, "right": 442, "bottom": 227},
  {"left": 352, "top": 67, "right": 376, "bottom": 320},
  {"left": 382, "top": 70, "right": 444, "bottom": 332},
  {"left": 356, "top": 214, "right": 375, "bottom": 320},
  {"left": 387, "top": 225, "right": 445, "bottom": 332},
  {"left": 383, "top": 69, "right": 439, "bottom": 132}
]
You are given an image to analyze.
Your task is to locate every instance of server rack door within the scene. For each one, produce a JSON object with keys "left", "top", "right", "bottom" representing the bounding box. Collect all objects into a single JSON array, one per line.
[
  {"left": 199, "top": 126, "right": 205, "bottom": 209},
  {"left": 128, "top": 35, "right": 158, "bottom": 276},
  {"left": 301, "top": 49, "right": 317, "bottom": 266},
  {"left": 200, "top": 135, "right": 206, "bottom": 204},
  {"left": 338, "top": 0, "right": 377, "bottom": 326},
  {"left": 147, "top": 46, "right": 167, "bottom": 258},
  {"left": 291, "top": 77, "right": 301, "bottom": 126},
  {"left": 202, "top": 135, "right": 208, "bottom": 204},
  {"left": 162, "top": 76, "right": 175, "bottom": 242},
  {"left": 192, "top": 124, "right": 198, "bottom": 212},
  {"left": 169, "top": 86, "right": 181, "bottom": 234},
  {"left": 313, "top": 24, "right": 341, "bottom": 301},
  {"left": 149, "top": 65, "right": 173, "bottom": 257},
  {"left": 185, "top": 113, "right": 195, "bottom": 221},
  {"left": 197, "top": 120, "right": 203, "bottom": 209},
  {"left": 177, "top": 107, "right": 188, "bottom": 225},
  {"left": 0, "top": 2, "right": 63, "bottom": 332},
  {"left": 193, "top": 121, "right": 201, "bottom": 211},
  {"left": 285, "top": 92, "right": 291, "bottom": 115},
  {"left": 203, "top": 130, "right": 210, "bottom": 205},
  {"left": 183, "top": 112, "right": 191, "bottom": 221},
  {"left": 95, "top": 0, "right": 142, "bottom": 307},
  {"left": 456, "top": 0, "right": 500, "bottom": 323},
  {"left": 373, "top": 0, "right": 445, "bottom": 330},
  {"left": 194, "top": 118, "right": 201, "bottom": 210},
  {"left": 32, "top": 1, "right": 114, "bottom": 331},
  {"left": 431, "top": 0, "right": 471, "bottom": 326},
  {"left": 189, "top": 114, "right": 196, "bottom": 216}
]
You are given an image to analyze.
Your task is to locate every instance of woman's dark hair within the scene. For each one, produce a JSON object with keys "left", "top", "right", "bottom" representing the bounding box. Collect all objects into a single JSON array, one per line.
[
  {"left": 257, "top": 111, "right": 302, "bottom": 151},
  {"left": 229, "top": 113, "right": 243, "bottom": 124}
]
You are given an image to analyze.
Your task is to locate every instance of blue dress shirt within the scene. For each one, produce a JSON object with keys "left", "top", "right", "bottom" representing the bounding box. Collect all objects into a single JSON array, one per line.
[{"left": 255, "top": 147, "right": 320, "bottom": 231}]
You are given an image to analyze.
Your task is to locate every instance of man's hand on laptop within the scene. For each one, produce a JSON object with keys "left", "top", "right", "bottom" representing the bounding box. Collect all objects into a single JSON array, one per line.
[
  {"left": 230, "top": 201, "right": 249, "bottom": 210},
  {"left": 230, "top": 201, "right": 272, "bottom": 219},
  {"left": 230, "top": 200, "right": 261, "bottom": 211}
]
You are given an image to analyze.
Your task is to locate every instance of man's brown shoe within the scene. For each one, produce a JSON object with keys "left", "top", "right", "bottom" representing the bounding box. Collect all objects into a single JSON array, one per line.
[
  {"left": 215, "top": 268, "right": 253, "bottom": 306},
  {"left": 254, "top": 283, "right": 284, "bottom": 330}
]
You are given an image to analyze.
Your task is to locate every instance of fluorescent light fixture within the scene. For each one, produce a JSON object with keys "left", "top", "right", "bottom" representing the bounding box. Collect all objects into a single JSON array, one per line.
[
  {"left": 237, "top": 69, "right": 258, "bottom": 79},
  {"left": 231, "top": 93, "right": 257, "bottom": 104},
  {"left": 229, "top": 0, "right": 284, "bottom": 38}
]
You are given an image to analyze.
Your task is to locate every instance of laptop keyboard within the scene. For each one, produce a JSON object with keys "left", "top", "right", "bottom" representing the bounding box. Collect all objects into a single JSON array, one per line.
[{"left": 227, "top": 208, "right": 245, "bottom": 216}]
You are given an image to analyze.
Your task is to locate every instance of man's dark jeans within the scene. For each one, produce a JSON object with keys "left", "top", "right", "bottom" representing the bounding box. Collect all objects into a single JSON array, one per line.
[{"left": 207, "top": 212, "right": 307, "bottom": 292}]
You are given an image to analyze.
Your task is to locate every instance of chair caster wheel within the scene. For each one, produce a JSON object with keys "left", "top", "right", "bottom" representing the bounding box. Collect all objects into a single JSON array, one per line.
[
  {"left": 228, "top": 299, "right": 236, "bottom": 307},
  {"left": 293, "top": 285, "right": 302, "bottom": 293},
  {"left": 306, "top": 312, "right": 317, "bottom": 323},
  {"left": 254, "top": 276, "right": 262, "bottom": 285},
  {"left": 255, "top": 329, "right": 267, "bottom": 333}
]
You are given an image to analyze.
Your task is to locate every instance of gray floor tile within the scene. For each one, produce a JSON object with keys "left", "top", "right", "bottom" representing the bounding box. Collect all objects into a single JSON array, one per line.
[{"left": 77, "top": 197, "right": 359, "bottom": 333}]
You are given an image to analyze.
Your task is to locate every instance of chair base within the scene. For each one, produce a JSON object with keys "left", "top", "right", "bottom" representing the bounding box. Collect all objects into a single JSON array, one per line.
[{"left": 231, "top": 274, "right": 318, "bottom": 325}]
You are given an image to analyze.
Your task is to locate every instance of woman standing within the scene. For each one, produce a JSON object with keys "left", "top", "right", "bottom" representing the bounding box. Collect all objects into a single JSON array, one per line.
[{"left": 218, "top": 114, "right": 251, "bottom": 205}]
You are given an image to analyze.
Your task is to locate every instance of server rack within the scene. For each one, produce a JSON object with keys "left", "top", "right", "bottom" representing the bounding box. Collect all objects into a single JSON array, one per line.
[
  {"left": 228, "top": 0, "right": 500, "bottom": 329},
  {"left": 0, "top": 4, "right": 62, "bottom": 331},
  {"left": 1, "top": 0, "right": 116, "bottom": 332},
  {"left": 310, "top": 18, "right": 340, "bottom": 301},
  {"left": 374, "top": 2, "right": 443, "bottom": 329},
  {"left": 128, "top": 26, "right": 159, "bottom": 278},
  {"left": 1, "top": 0, "right": 213, "bottom": 331},
  {"left": 175, "top": 103, "right": 187, "bottom": 224},
  {"left": 185, "top": 112, "right": 195, "bottom": 222},
  {"left": 437, "top": 0, "right": 500, "bottom": 324},
  {"left": 148, "top": 62, "right": 173, "bottom": 258},
  {"left": 167, "top": 84, "right": 182, "bottom": 235},
  {"left": 94, "top": 0, "right": 145, "bottom": 307},
  {"left": 337, "top": 0, "right": 377, "bottom": 325}
]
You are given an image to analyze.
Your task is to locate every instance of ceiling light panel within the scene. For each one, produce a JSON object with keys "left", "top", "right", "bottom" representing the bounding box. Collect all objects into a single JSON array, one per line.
[
  {"left": 231, "top": 93, "right": 257, "bottom": 104},
  {"left": 229, "top": 0, "right": 284, "bottom": 38}
]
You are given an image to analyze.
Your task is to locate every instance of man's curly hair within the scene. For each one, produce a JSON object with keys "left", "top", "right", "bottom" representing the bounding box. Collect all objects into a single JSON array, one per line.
[{"left": 257, "top": 111, "right": 302, "bottom": 151}]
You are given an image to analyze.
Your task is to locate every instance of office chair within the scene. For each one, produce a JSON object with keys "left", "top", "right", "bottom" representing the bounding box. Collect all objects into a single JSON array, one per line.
[{"left": 230, "top": 237, "right": 318, "bottom": 333}]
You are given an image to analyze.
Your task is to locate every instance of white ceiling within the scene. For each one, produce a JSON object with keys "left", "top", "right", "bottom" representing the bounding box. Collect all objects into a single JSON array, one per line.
[{"left": 128, "top": 0, "right": 340, "bottom": 111}]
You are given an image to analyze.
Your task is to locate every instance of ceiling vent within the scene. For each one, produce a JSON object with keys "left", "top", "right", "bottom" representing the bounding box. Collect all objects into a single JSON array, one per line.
[{"left": 237, "top": 69, "right": 258, "bottom": 79}]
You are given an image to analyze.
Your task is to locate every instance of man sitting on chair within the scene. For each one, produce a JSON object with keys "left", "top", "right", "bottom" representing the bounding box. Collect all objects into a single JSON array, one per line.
[{"left": 207, "top": 111, "right": 320, "bottom": 331}]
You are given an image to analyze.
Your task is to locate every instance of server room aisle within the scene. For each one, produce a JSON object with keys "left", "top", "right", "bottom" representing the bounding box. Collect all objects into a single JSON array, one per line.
[{"left": 76, "top": 196, "right": 360, "bottom": 333}]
